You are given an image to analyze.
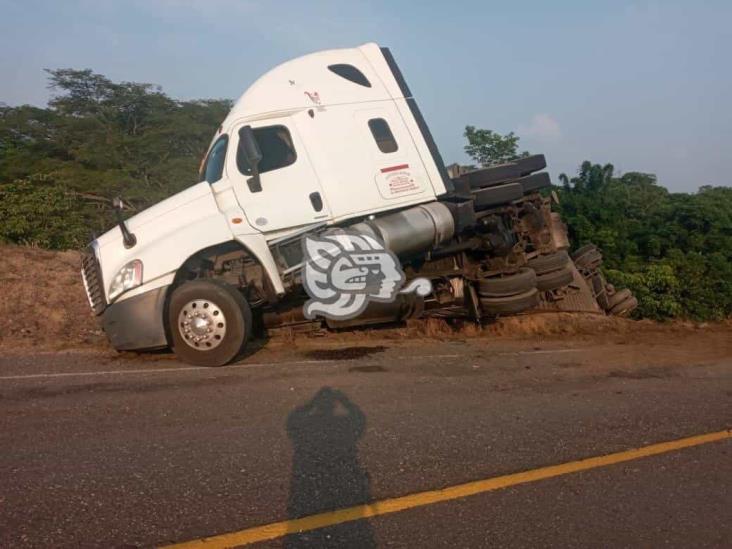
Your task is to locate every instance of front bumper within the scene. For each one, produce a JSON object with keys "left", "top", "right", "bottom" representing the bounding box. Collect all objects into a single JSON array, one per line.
[{"left": 102, "top": 286, "right": 169, "bottom": 351}]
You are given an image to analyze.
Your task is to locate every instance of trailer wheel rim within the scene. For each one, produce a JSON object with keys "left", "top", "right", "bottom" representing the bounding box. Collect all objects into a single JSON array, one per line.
[{"left": 177, "top": 299, "right": 227, "bottom": 351}]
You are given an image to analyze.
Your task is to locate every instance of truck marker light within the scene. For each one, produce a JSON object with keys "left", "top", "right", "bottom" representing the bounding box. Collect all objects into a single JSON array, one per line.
[
  {"left": 380, "top": 164, "right": 409, "bottom": 173},
  {"left": 231, "top": 218, "right": 243, "bottom": 224}
]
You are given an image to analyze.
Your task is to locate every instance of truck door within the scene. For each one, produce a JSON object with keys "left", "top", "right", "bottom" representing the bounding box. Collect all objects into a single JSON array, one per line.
[
  {"left": 230, "top": 119, "right": 330, "bottom": 233},
  {"left": 353, "top": 106, "right": 431, "bottom": 203},
  {"left": 292, "top": 101, "right": 436, "bottom": 222}
]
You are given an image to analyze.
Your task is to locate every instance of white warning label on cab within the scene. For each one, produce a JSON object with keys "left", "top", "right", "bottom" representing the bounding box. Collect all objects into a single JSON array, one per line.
[{"left": 376, "top": 164, "right": 424, "bottom": 199}]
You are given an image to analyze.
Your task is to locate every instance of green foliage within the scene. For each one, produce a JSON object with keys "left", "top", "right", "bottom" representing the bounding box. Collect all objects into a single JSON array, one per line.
[
  {"left": 463, "top": 125, "right": 529, "bottom": 166},
  {"left": 3, "top": 74, "right": 730, "bottom": 321},
  {"left": 0, "top": 69, "right": 231, "bottom": 249},
  {"left": 558, "top": 162, "right": 732, "bottom": 320},
  {"left": 604, "top": 265, "right": 683, "bottom": 320},
  {"left": 0, "top": 175, "right": 89, "bottom": 248}
]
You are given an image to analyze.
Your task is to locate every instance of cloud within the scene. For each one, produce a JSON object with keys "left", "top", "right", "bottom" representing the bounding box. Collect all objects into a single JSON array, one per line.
[{"left": 518, "top": 114, "right": 562, "bottom": 142}]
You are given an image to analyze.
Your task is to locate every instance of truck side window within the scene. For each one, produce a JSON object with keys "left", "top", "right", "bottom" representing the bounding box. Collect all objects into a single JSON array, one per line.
[
  {"left": 237, "top": 125, "right": 297, "bottom": 175},
  {"left": 199, "top": 135, "right": 228, "bottom": 183},
  {"left": 328, "top": 64, "right": 371, "bottom": 88},
  {"left": 368, "top": 118, "right": 398, "bottom": 153}
]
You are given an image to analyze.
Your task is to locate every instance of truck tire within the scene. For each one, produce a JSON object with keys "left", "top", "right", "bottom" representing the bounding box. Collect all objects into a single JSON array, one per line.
[
  {"left": 168, "top": 280, "right": 252, "bottom": 367},
  {"left": 516, "top": 154, "right": 547, "bottom": 176},
  {"left": 460, "top": 155, "right": 547, "bottom": 189},
  {"left": 460, "top": 163, "right": 522, "bottom": 189},
  {"left": 590, "top": 272, "right": 611, "bottom": 310},
  {"left": 573, "top": 246, "right": 603, "bottom": 270},
  {"left": 609, "top": 295, "right": 638, "bottom": 316},
  {"left": 480, "top": 288, "right": 540, "bottom": 315},
  {"left": 579, "top": 252, "right": 603, "bottom": 271},
  {"left": 527, "top": 250, "right": 570, "bottom": 275},
  {"left": 571, "top": 244, "right": 597, "bottom": 261},
  {"left": 607, "top": 288, "right": 632, "bottom": 310},
  {"left": 519, "top": 172, "right": 551, "bottom": 194},
  {"left": 536, "top": 264, "right": 574, "bottom": 291},
  {"left": 477, "top": 268, "right": 536, "bottom": 297},
  {"left": 472, "top": 182, "right": 523, "bottom": 209}
]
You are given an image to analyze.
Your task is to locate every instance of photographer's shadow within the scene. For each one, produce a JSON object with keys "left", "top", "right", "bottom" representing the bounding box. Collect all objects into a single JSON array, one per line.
[{"left": 284, "top": 387, "right": 375, "bottom": 548}]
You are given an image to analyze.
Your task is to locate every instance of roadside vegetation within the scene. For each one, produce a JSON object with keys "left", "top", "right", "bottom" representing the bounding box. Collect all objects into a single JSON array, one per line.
[
  {"left": 464, "top": 129, "right": 732, "bottom": 320},
  {"left": 2, "top": 71, "right": 730, "bottom": 320},
  {"left": 0, "top": 69, "right": 230, "bottom": 247}
]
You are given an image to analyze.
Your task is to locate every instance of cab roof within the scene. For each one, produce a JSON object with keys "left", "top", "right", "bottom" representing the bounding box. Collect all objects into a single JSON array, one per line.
[{"left": 222, "top": 42, "right": 408, "bottom": 126}]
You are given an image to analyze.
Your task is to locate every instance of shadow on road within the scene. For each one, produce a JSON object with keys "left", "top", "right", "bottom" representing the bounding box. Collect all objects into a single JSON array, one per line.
[{"left": 284, "top": 386, "right": 375, "bottom": 548}]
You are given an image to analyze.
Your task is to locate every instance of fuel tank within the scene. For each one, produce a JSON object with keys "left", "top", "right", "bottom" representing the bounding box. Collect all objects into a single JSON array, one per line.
[{"left": 350, "top": 202, "right": 454, "bottom": 257}]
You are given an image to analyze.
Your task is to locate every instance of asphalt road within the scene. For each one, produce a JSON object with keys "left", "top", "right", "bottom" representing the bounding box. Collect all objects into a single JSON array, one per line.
[{"left": 1, "top": 331, "right": 730, "bottom": 548}]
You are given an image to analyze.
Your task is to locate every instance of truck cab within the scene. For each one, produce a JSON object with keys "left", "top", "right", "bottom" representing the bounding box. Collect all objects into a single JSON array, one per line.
[
  {"left": 83, "top": 43, "right": 457, "bottom": 364},
  {"left": 205, "top": 42, "right": 452, "bottom": 233},
  {"left": 82, "top": 42, "right": 601, "bottom": 366}
]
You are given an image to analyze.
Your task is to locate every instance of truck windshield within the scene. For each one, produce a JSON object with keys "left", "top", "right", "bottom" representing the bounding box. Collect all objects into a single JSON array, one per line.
[{"left": 199, "top": 135, "right": 228, "bottom": 183}]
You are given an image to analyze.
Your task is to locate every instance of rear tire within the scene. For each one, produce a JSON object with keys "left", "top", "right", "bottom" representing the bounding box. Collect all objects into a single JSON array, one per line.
[
  {"left": 480, "top": 288, "right": 540, "bottom": 315},
  {"left": 607, "top": 288, "right": 633, "bottom": 310},
  {"left": 519, "top": 172, "right": 551, "bottom": 194},
  {"left": 472, "top": 182, "right": 523, "bottom": 209},
  {"left": 573, "top": 246, "right": 603, "bottom": 270},
  {"left": 571, "top": 244, "right": 597, "bottom": 261},
  {"left": 477, "top": 268, "right": 537, "bottom": 297},
  {"left": 168, "top": 280, "right": 252, "bottom": 367},
  {"left": 609, "top": 296, "right": 638, "bottom": 316},
  {"left": 462, "top": 163, "right": 522, "bottom": 189},
  {"left": 590, "top": 272, "right": 611, "bottom": 310},
  {"left": 536, "top": 264, "right": 574, "bottom": 291},
  {"left": 528, "top": 250, "right": 570, "bottom": 275}
]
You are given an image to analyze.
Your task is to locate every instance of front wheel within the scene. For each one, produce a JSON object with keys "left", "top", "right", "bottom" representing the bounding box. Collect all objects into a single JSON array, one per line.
[{"left": 168, "top": 280, "right": 252, "bottom": 367}]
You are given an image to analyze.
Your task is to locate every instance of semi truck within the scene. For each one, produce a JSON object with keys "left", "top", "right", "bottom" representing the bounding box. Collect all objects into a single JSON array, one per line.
[{"left": 81, "top": 43, "right": 636, "bottom": 366}]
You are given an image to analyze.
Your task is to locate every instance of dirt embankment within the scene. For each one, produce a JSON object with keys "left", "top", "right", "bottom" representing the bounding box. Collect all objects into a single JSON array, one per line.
[
  {"left": 1, "top": 245, "right": 728, "bottom": 353},
  {"left": 1, "top": 245, "right": 104, "bottom": 350}
]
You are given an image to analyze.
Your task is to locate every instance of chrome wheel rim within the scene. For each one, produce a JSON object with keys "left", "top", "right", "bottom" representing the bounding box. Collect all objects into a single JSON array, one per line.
[{"left": 177, "top": 299, "right": 227, "bottom": 351}]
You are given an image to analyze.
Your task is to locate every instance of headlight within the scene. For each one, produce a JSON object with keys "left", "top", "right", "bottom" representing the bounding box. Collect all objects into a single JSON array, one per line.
[{"left": 108, "top": 260, "right": 143, "bottom": 301}]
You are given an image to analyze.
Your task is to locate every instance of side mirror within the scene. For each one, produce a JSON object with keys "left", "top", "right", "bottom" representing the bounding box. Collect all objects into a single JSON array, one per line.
[
  {"left": 239, "top": 125, "right": 263, "bottom": 192},
  {"left": 240, "top": 126, "right": 263, "bottom": 166}
]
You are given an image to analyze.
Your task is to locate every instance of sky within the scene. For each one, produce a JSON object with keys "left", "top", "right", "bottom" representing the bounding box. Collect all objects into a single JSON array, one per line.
[{"left": 1, "top": 0, "right": 730, "bottom": 192}]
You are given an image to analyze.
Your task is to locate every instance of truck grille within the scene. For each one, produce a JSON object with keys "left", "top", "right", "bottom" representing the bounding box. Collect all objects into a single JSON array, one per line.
[{"left": 81, "top": 247, "right": 106, "bottom": 315}]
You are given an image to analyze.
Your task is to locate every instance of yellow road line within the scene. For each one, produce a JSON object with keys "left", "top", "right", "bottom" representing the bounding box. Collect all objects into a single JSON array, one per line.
[{"left": 163, "top": 429, "right": 731, "bottom": 548}]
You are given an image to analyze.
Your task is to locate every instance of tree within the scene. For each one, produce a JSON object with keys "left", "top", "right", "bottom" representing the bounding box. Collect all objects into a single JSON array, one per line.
[
  {"left": 556, "top": 160, "right": 732, "bottom": 320},
  {"left": 463, "top": 125, "right": 530, "bottom": 166},
  {"left": 0, "top": 69, "right": 231, "bottom": 245}
]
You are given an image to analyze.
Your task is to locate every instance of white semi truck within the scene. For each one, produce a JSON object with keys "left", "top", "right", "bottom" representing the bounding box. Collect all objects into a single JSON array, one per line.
[{"left": 81, "top": 43, "right": 635, "bottom": 366}]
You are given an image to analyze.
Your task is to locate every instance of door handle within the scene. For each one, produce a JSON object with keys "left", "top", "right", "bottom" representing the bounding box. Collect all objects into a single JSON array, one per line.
[
  {"left": 247, "top": 177, "right": 262, "bottom": 193},
  {"left": 309, "top": 192, "right": 323, "bottom": 212}
]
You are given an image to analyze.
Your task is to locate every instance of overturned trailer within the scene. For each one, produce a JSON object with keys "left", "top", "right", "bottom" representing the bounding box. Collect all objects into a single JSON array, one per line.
[{"left": 81, "top": 43, "right": 635, "bottom": 366}]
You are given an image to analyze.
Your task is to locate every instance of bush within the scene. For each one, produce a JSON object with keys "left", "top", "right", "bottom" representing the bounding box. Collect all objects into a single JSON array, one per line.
[
  {"left": 604, "top": 265, "right": 682, "bottom": 320},
  {"left": 0, "top": 176, "right": 89, "bottom": 249},
  {"left": 559, "top": 162, "right": 732, "bottom": 320}
]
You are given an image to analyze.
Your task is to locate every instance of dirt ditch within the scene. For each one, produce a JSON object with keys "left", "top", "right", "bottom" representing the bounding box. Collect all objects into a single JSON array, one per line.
[{"left": 1, "top": 244, "right": 728, "bottom": 355}]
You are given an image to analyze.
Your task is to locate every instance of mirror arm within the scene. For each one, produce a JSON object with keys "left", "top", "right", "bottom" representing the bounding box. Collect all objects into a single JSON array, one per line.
[
  {"left": 240, "top": 125, "right": 263, "bottom": 193},
  {"left": 113, "top": 200, "right": 137, "bottom": 248},
  {"left": 247, "top": 165, "right": 262, "bottom": 193}
]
